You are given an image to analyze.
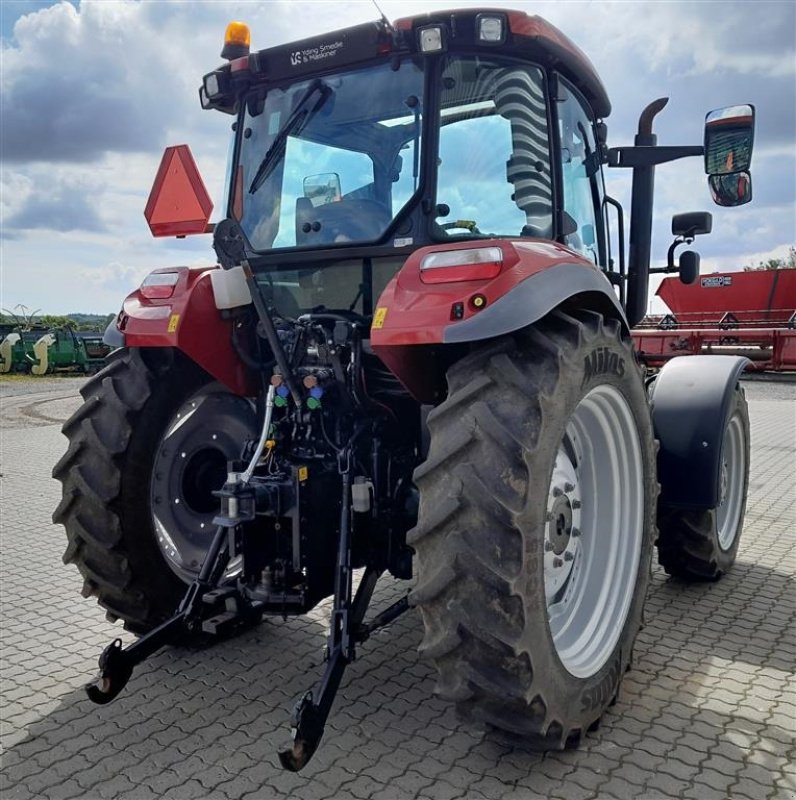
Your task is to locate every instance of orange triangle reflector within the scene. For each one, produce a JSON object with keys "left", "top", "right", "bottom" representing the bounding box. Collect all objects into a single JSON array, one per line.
[{"left": 144, "top": 145, "right": 214, "bottom": 237}]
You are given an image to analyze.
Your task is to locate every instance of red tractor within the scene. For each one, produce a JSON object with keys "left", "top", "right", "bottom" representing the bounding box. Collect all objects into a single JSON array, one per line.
[{"left": 54, "top": 9, "right": 755, "bottom": 771}]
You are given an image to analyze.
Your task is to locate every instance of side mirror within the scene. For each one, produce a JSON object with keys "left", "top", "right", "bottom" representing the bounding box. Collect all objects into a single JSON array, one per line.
[
  {"left": 303, "top": 173, "right": 341, "bottom": 208},
  {"left": 678, "top": 250, "right": 699, "bottom": 285},
  {"left": 672, "top": 211, "right": 712, "bottom": 238},
  {"left": 709, "top": 171, "right": 753, "bottom": 207},
  {"left": 663, "top": 212, "right": 710, "bottom": 283},
  {"left": 704, "top": 104, "right": 754, "bottom": 175}
]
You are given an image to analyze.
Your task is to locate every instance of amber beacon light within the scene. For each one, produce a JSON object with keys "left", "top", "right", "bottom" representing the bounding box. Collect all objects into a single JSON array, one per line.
[{"left": 221, "top": 21, "right": 251, "bottom": 60}]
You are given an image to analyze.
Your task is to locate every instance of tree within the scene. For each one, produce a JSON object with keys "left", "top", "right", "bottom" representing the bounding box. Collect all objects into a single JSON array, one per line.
[
  {"left": 742, "top": 245, "right": 796, "bottom": 271},
  {"left": 39, "top": 315, "right": 76, "bottom": 329}
]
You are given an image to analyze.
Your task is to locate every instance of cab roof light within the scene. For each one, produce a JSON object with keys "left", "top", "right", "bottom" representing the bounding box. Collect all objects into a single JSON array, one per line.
[
  {"left": 476, "top": 14, "right": 506, "bottom": 45},
  {"left": 418, "top": 24, "right": 445, "bottom": 54},
  {"left": 204, "top": 72, "right": 222, "bottom": 99},
  {"left": 221, "top": 21, "right": 250, "bottom": 60},
  {"left": 420, "top": 246, "right": 503, "bottom": 284}
]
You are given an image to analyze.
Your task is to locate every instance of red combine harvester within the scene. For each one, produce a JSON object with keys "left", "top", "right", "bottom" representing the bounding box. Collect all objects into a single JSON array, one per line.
[{"left": 633, "top": 268, "right": 796, "bottom": 372}]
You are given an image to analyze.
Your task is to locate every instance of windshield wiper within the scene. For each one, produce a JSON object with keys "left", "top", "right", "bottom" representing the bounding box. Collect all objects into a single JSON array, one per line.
[{"left": 249, "top": 80, "right": 331, "bottom": 194}]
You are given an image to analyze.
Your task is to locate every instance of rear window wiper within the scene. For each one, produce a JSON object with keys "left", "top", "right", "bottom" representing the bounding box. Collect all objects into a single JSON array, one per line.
[{"left": 249, "top": 80, "right": 331, "bottom": 194}]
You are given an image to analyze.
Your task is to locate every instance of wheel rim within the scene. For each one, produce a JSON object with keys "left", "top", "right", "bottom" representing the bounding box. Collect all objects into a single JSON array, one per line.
[
  {"left": 150, "top": 388, "right": 257, "bottom": 582},
  {"left": 544, "top": 385, "right": 644, "bottom": 679},
  {"left": 717, "top": 412, "right": 745, "bottom": 550}
]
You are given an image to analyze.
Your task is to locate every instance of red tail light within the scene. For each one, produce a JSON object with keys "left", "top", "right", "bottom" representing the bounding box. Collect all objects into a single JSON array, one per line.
[
  {"left": 140, "top": 272, "right": 180, "bottom": 299},
  {"left": 419, "top": 246, "right": 503, "bottom": 284}
]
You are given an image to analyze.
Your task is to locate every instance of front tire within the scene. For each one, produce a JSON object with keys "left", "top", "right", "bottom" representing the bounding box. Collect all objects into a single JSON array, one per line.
[
  {"left": 409, "top": 309, "right": 657, "bottom": 747},
  {"left": 53, "top": 348, "right": 256, "bottom": 632},
  {"left": 656, "top": 387, "right": 750, "bottom": 580}
]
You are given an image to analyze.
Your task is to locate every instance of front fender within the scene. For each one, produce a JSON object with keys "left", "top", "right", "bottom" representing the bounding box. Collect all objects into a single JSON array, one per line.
[
  {"left": 650, "top": 355, "right": 749, "bottom": 509},
  {"left": 111, "top": 266, "right": 257, "bottom": 396}
]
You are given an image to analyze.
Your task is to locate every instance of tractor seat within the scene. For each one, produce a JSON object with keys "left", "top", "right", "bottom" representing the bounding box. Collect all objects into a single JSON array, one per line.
[{"left": 296, "top": 197, "right": 391, "bottom": 246}]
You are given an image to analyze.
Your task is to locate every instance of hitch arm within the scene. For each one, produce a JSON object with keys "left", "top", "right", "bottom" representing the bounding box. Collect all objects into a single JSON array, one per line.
[
  {"left": 279, "top": 458, "right": 380, "bottom": 772},
  {"left": 85, "top": 615, "right": 185, "bottom": 704},
  {"left": 85, "top": 524, "right": 232, "bottom": 705},
  {"left": 279, "top": 566, "right": 381, "bottom": 772}
]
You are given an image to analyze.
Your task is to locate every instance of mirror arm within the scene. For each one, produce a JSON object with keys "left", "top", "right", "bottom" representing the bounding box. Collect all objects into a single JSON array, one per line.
[
  {"left": 649, "top": 235, "right": 693, "bottom": 274},
  {"left": 607, "top": 145, "right": 704, "bottom": 169}
]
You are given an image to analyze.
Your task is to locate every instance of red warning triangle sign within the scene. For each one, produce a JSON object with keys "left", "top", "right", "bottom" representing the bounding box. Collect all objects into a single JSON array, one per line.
[{"left": 145, "top": 145, "right": 214, "bottom": 237}]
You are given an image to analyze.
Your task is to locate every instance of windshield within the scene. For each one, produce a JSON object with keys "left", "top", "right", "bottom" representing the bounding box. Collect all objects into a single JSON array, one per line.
[{"left": 234, "top": 59, "right": 424, "bottom": 251}]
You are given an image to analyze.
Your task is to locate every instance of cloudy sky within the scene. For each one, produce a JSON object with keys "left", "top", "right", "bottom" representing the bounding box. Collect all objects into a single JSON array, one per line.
[{"left": 1, "top": 0, "right": 794, "bottom": 315}]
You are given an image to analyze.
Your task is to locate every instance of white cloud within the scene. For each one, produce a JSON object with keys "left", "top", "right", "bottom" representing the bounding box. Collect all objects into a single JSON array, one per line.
[{"left": 0, "top": 0, "right": 793, "bottom": 314}]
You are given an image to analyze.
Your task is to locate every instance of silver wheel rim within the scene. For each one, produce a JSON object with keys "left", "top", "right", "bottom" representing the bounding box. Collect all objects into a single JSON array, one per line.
[
  {"left": 544, "top": 385, "right": 644, "bottom": 679},
  {"left": 717, "top": 413, "right": 745, "bottom": 550}
]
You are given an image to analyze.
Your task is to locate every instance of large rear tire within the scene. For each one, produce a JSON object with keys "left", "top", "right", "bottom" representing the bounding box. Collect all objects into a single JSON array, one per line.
[
  {"left": 409, "top": 309, "right": 657, "bottom": 747},
  {"left": 53, "top": 348, "right": 256, "bottom": 632},
  {"left": 656, "top": 387, "right": 750, "bottom": 581}
]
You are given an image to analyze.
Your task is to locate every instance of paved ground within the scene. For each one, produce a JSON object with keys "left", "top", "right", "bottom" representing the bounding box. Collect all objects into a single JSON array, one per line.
[{"left": 0, "top": 375, "right": 794, "bottom": 800}]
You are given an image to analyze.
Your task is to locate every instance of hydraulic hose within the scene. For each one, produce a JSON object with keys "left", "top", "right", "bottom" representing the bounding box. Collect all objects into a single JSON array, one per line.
[{"left": 240, "top": 260, "right": 303, "bottom": 408}]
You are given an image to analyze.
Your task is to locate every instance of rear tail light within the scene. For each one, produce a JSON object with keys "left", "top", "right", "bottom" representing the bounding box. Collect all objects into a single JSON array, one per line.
[
  {"left": 140, "top": 272, "right": 180, "bottom": 299},
  {"left": 419, "top": 246, "right": 503, "bottom": 284}
]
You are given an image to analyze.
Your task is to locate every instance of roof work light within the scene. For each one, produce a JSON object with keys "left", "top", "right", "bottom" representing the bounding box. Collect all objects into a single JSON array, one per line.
[
  {"left": 221, "top": 21, "right": 251, "bottom": 60},
  {"left": 418, "top": 25, "right": 445, "bottom": 53},
  {"left": 476, "top": 14, "right": 506, "bottom": 44}
]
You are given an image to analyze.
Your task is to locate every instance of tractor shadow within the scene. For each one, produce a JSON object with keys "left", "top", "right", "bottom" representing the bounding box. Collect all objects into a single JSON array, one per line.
[{"left": 0, "top": 560, "right": 793, "bottom": 800}]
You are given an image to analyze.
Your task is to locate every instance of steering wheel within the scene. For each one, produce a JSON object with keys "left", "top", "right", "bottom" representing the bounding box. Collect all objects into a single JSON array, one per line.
[{"left": 441, "top": 219, "right": 482, "bottom": 235}]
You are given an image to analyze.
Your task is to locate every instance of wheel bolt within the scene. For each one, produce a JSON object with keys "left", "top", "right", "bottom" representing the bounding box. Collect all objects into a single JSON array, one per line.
[
  {"left": 552, "top": 487, "right": 563, "bottom": 497},
  {"left": 572, "top": 499, "right": 581, "bottom": 509},
  {"left": 544, "top": 541, "right": 555, "bottom": 552},
  {"left": 564, "top": 482, "right": 575, "bottom": 493},
  {"left": 572, "top": 527, "right": 581, "bottom": 537},
  {"left": 564, "top": 552, "right": 574, "bottom": 562},
  {"left": 553, "top": 557, "right": 563, "bottom": 568}
]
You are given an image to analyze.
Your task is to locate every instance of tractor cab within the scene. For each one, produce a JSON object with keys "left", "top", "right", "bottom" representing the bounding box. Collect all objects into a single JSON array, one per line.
[
  {"left": 146, "top": 8, "right": 752, "bottom": 331},
  {"left": 187, "top": 10, "right": 613, "bottom": 317}
]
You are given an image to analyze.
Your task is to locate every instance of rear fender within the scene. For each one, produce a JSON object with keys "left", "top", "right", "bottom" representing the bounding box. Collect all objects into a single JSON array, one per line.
[
  {"left": 650, "top": 355, "right": 749, "bottom": 509},
  {"left": 111, "top": 266, "right": 257, "bottom": 396},
  {"left": 370, "top": 239, "right": 625, "bottom": 402}
]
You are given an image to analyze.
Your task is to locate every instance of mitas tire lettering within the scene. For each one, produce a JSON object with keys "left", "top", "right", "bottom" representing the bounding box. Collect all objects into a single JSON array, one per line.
[{"left": 583, "top": 347, "right": 625, "bottom": 386}]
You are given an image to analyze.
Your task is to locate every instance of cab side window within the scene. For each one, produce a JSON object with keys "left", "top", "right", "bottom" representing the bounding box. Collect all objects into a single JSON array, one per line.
[{"left": 556, "top": 81, "right": 603, "bottom": 264}]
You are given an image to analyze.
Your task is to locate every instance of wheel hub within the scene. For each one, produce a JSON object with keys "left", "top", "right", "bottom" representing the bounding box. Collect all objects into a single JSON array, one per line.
[
  {"left": 150, "top": 389, "right": 257, "bottom": 582},
  {"left": 544, "top": 454, "right": 581, "bottom": 601},
  {"left": 549, "top": 495, "right": 573, "bottom": 554},
  {"left": 719, "top": 459, "right": 729, "bottom": 506}
]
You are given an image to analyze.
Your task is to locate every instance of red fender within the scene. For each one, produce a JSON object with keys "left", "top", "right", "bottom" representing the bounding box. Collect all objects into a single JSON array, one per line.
[
  {"left": 370, "top": 239, "right": 623, "bottom": 402},
  {"left": 116, "top": 266, "right": 257, "bottom": 396}
]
